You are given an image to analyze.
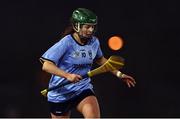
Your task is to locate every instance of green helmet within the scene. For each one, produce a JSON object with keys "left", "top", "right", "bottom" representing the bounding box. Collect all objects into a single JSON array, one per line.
[{"left": 71, "top": 8, "right": 97, "bottom": 32}]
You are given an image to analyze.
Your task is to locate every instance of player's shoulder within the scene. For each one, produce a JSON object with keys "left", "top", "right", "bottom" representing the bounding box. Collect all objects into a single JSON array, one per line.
[
  {"left": 59, "top": 34, "right": 72, "bottom": 41},
  {"left": 56, "top": 34, "right": 72, "bottom": 44},
  {"left": 53, "top": 34, "right": 72, "bottom": 47},
  {"left": 91, "top": 36, "right": 100, "bottom": 44},
  {"left": 92, "top": 36, "right": 99, "bottom": 40}
]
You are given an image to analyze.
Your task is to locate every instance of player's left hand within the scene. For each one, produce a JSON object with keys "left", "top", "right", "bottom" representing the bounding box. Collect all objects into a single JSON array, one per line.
[{"left": 121, "top": 74, "right": 136, "bottom": 88}]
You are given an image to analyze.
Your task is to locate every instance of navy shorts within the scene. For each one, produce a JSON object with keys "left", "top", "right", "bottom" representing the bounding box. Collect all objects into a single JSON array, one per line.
[{"left": 48, "top": 89, "right": 95, "bottom": 116}]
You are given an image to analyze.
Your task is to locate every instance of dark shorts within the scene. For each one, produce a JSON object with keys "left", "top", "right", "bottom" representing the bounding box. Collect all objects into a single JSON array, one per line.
[{"left": 48, "top": 89, "right": 95, "bottom": 116}]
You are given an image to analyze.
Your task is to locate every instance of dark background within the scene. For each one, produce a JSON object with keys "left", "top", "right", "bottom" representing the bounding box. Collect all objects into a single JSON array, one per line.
[{"left": 1, "top": 0, "right": 180, "bottom": 117}]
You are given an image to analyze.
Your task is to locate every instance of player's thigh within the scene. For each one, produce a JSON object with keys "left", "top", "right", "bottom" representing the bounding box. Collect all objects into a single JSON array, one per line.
[{"left": 76, "top": 95, "right": 100, "bottom": 118}]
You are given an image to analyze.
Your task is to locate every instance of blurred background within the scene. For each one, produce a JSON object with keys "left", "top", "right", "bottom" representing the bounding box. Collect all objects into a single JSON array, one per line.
[{"left": 1, "top": 0, "right": 180, "bottom": 118}]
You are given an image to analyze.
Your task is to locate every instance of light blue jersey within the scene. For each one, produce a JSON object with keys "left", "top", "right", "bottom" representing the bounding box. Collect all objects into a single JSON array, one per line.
[{"left": 40, "top": 34, "right": 103, "bottom": 102}]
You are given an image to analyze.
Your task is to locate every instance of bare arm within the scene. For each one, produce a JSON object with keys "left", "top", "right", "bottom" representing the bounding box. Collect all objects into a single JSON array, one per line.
[
  {"left": 95, "top": 56, "right": 121, "bottom": 76},
  {"left": 95, "top": 56, "right": 107, "bottom": 65},
  {"left": 95, "top": 56, "right": 136, "bottom": 88},
  {"left": 41, "top": 60, "right": 82, "bottom": 82}
]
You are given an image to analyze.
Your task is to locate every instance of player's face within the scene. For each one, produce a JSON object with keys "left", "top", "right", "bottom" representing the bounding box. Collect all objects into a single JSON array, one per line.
[{"left": 79, "top": 24, "right": 95, "bottom": 39}]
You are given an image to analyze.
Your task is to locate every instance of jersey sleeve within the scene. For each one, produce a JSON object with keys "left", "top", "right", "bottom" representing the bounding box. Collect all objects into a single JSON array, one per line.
[{"left": 40, "top": 38, "right": 69, "bottom": 65}]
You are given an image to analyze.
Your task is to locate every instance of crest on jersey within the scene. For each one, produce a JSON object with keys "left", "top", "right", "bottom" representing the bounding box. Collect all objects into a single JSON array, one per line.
[{"left": 72, "top": 51, "right": 80, "bottom": 58}]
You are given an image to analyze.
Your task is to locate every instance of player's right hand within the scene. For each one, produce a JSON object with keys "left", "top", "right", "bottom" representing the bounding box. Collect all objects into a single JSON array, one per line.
[{"left": 66, "top": 73, "right": 82, "bottom": 83}]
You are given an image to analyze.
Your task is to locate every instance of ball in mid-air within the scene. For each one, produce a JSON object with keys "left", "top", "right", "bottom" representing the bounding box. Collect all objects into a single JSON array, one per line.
[{"left": 108, "top": 36, "right": 123, "bottom": 50}]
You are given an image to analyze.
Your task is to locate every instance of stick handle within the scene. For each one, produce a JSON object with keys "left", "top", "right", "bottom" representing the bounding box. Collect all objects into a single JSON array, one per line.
[
  {"left": 40, "top": 73, "right": 89, "bottom": 96},
  {"left": 48, "top": 74, "right": 89, "bottom": 91}
]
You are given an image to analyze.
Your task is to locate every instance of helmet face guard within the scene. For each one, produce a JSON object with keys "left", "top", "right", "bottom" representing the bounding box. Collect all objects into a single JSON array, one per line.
[{"left": 71, "top": 8, "right": 97, "bottom": 33}]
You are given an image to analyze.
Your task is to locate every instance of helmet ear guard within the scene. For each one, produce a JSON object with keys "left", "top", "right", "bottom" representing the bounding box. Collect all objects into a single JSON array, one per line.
[{"left": 72, "top": 22, "right": 80, "bottom": 32}]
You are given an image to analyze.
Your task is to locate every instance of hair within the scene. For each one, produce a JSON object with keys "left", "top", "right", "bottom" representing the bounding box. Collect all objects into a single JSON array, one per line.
[{"left": 60, "top": 24, "right": 75, "bottom": 39}]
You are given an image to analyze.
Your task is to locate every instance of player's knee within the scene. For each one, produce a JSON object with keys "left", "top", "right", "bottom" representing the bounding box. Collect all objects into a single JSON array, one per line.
[{"left": 82, "top": 105, "right": 100, "bottom": 118}]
